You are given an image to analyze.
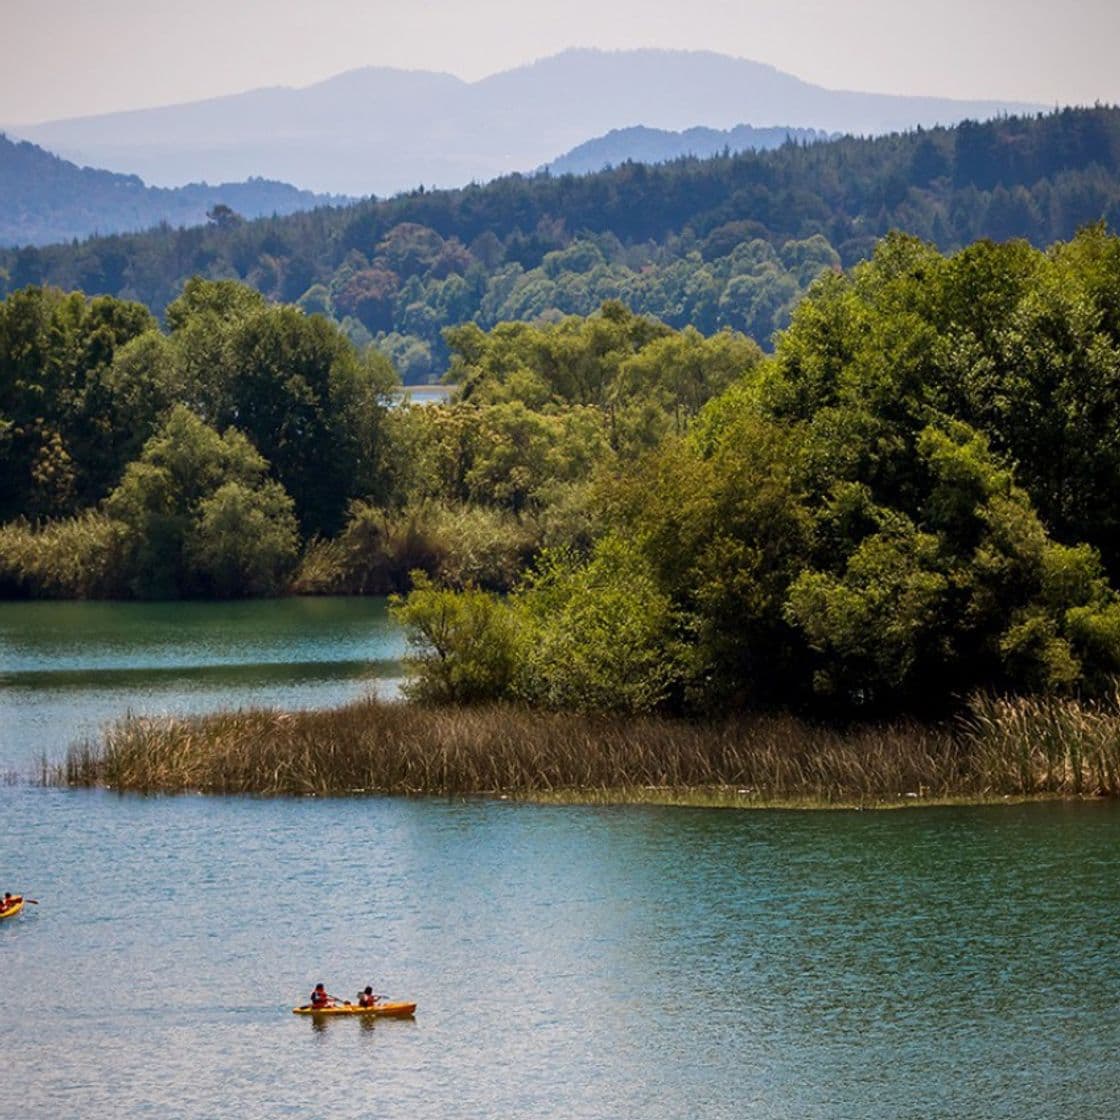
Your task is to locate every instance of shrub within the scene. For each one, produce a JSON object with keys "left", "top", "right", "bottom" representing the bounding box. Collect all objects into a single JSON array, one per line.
[
  {"left": 390, "top": 574, "right": 523, "bottom": 703},
  {"left": 515, "top": 536, "right": 685, "bottom": 713},
  {"left": 187, "top": 480, "right": 299, "bottom": 597},
  {"left": 0, "top": 512, "right": 127, "bottom": 598},
  {"left": 291, "top": 500, "right": 540, "bottom": 595}
]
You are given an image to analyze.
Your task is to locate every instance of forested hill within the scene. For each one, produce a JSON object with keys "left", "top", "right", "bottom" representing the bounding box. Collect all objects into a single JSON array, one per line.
[
  {"left": 0, "top": 134, "right": 348, "bottom": 247},
  {"left": 3, "top": 107, "right": 1118, "bottom": 381},
  {"left": 544, "top": 124, "right": 835, "bottom": 176}
]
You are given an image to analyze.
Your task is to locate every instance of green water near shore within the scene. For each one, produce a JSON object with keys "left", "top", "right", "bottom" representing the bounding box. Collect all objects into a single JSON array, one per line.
[{"left": 0, "top": 597, "right": 405, "bottom": 772}]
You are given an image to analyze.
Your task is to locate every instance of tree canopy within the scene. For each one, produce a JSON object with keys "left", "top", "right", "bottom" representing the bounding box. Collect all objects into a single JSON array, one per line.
[
  {"left": 8, "top": 227, "right": 1120, "bottom": 720},
  {"left": 4, "top": 107, "right": 1118, "bottom": 379}
]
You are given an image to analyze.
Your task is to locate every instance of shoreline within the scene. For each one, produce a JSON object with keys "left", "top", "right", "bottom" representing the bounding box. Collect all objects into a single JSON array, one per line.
[
  {"left": 518, "top": 787, "right": 1095, "bottom": 811},
  {"left": 32, "top": 774, "right": 1104, "bottom": 813}
]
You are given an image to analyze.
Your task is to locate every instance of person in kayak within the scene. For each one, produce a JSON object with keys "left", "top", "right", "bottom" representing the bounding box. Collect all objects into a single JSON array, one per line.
[
  {"left": 357, "top": 986, "right": 378, "bottom": 1008},
  {"left": 309, "top": 983, "right": 337, "bottom": 1009},
  {"left": 1, "top": 892, "right": 18, "bottom": 910}
]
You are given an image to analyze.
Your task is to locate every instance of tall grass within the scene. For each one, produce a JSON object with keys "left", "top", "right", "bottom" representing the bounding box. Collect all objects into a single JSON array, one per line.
[
  {"left": 962, "top": 693, "right": 1120, "bottom": 796},
  {"left": 0, "top": 512, "right": 125, "bottom": 598},
  {"left": 61, "top": 698, "right": 965, "bottom": 802},
  {"left": 59, "top": 692, "right": 1120, "bottom": 803}
]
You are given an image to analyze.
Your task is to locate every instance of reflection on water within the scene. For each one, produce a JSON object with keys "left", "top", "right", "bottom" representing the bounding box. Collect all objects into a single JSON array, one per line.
[
  {"left": 303, "top": 1013, "right": 408, "bottom": 1035},
  {"left": 0, "top": 597, "right": 406, "bottom": 771},
  {"left": 0, "top": 596, "right": 403, "bottom": 673}
]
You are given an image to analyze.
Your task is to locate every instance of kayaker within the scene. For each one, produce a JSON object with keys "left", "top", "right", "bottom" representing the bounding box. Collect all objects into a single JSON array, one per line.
[
  {"left": 2, "top": 892, "right": 17, "bottom": 910},
  {"left": 309, "top": 983, "right": 336, "bottom": 1009},
  {"left": 357, "top": 986, "right": 377, "bottom": 1008}
]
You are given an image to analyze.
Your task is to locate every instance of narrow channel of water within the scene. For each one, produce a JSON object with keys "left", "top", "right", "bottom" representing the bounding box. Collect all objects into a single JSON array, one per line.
[{"left": 0, "top": 597, "right": 406, "bottom": 773}]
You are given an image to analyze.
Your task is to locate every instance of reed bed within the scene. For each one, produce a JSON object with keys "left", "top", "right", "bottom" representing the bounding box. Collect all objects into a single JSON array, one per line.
[
  {"left": 58, "top": 697, "right": 972, "bottom": 804},
  {"left": 961, "top": 693, "right": 1120, "bottom": 796},
  {"left": 59, "top": 692, "right": 1120, "bottom": 804},
  {"left": 0, "top": 512, "right": 124, "bottom": 598}
]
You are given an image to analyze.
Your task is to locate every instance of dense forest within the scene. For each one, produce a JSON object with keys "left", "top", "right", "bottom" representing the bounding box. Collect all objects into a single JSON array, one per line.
[
  {"left": 5, "top": 225, "right": 1120, "bottom": 718},
  {"left": 2, "top": 107, "right": 1118, "bottom": 379}
]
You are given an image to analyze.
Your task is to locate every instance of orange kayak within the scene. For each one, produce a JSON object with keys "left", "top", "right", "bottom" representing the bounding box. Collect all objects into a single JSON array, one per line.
[
  {"left": 0, "top": 897, "right": 24, "bottom": 920},
  {"left": 292, "top": 1000, "right": 416, "bottom": 1018}
]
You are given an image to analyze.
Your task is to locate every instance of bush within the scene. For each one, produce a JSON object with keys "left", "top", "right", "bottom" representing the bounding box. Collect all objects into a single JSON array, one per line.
[
  {"left": 515, "top": 537, "right": 685, "bottom": 713},
  {"left": 187, "top": 480, "right": 299, "bottom": 597},
  {"left": 290, "top": 500, "right": 539, "bottom": 595},
  {"left": 0, "top": 512, "right": 127, "bottom": 598},
  {"left": 426, "top": 503, "right": 538, "bottom": 590},
  {"left": 104, "top": 406, "right": 299, "bottom": 597},
  {"left": 390, "top": 574, "right": 523, "bottom": 704}
]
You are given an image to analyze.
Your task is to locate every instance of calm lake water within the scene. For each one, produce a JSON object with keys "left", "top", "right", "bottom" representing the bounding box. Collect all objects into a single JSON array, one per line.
[
  {"left": 2, "top": 601, "right": 1119, "bottom": 1119},
  {"left": 0, "top": 597, "right": 406, "bottom": 775}
]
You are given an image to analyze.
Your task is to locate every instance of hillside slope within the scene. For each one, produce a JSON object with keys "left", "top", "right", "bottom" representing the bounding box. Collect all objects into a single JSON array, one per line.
[
  {"left": 544, "top": 124, "right": 835, "bottom": 176},
  {"left": 4, "top": 107, "right": 1116, "bottom": 379},
  {"left": 0, "top": 134, "right": 348, "bottom": 247}
]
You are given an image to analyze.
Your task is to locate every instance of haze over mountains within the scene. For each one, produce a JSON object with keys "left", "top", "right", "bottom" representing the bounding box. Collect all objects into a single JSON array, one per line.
[
  {"left": 0, "top": 135, "right": 348, "bottom": 247},
  {"left": 544, "top": 124, "right": 836, "bottom": 176},
  {"left": 9, "top": 48, "right": 1041, "bottom": 197}
]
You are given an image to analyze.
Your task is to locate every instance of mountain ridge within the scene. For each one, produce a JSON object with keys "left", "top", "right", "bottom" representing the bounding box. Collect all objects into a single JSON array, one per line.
[
  {"left": 7, "top": 48, "right": 1042, "bottom": 196},
  {"left": 544, "top": 123, "right": 837, "bottom": 176},
  {"left": 0, "top": 133, "right": 349, "bottom": 247}
]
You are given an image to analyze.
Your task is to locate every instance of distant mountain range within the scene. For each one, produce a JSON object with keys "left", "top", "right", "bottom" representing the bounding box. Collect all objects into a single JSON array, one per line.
[
  {"left": 0, "top": 134, "right": 348, "bottom": 247},
  {"left": 6, "top": 48, "right": 1042, "bottom": 197},
  {"left": 544, "top": 124, "right": 836, "bottom": 176}
]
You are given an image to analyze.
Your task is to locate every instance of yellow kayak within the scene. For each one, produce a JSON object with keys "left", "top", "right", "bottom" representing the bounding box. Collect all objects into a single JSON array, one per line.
[
  {"left": 293, "top": 1001, "right": 416, "bottom": 1018},
  {"left": 0, "top": 897, "right": 24, "bottom": 920}
]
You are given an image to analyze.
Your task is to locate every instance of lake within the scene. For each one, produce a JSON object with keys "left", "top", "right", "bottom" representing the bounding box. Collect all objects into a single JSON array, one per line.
[
  {"left": 2, "top": 600, "right": 1118, "bottom": 1119},
  {"left": 393, "top": 384, "right": 453, "bottom": 406},
  {"left": 0, "top": 597, "right": 406, "bottom": 775}
]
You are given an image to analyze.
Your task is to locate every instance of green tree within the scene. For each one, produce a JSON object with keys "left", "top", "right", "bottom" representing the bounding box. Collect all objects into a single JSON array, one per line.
[
  {"left": 390, "top": 573, "right": 522, "bottom": 703},
  {"left": 105, "top": 406, "right": 297, "bottom": 597},
  {"left": 187, "top": 480, "right": 299, "bottom": 597},
  {"left": 515, "top": 537, "right": 684, "bottom": 713},
  {"left": 0, "top": 286, "right": 155, "bottom": 518},
  {"left": 168, "top": 292, "right": 397, "bottom": 535}
]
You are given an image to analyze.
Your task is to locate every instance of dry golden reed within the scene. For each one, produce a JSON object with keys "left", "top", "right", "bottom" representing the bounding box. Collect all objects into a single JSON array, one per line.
[
  {"left": 60, "top": 692, "right": 1120, "bottom": 803},
  {"left": 52, "top": 695, "right": 977, "bottom": 802},
  {"left": 960, "top": 692, "right": 1120, "bottom": 796}
]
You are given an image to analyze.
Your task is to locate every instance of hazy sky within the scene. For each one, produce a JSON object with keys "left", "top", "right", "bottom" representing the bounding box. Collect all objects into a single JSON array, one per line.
[{"left": 2, "top": 0, "right": 1114, "bottom": 124}]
